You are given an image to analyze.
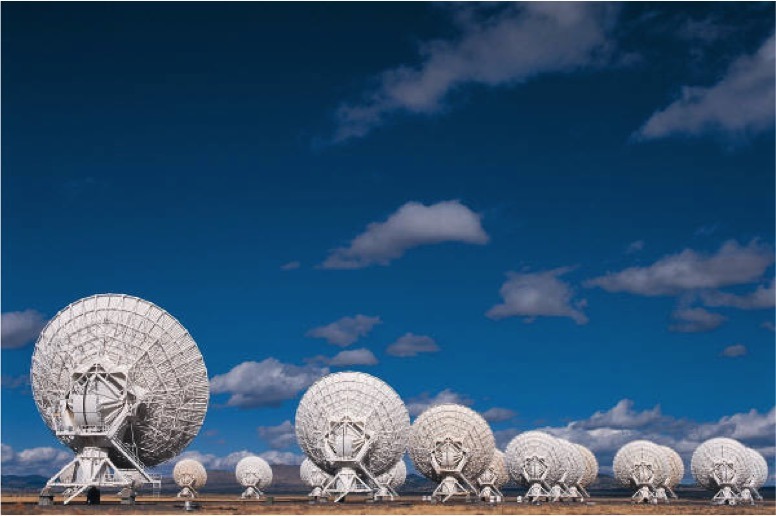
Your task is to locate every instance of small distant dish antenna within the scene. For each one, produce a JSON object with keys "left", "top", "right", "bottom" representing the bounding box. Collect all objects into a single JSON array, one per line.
[
  {"left": 408, "top": 404, "right": 495, "bottom": 503},
  {"left": 295, "top": 372, "right": 410, "bottom": 502},
  {"left": 741, "top": 447, "right": 767, "bottom": 503},
  {"left": 477, "top": 450, "right": 508, "bottom": 503},
  {"left": 174, "top": 459, "right": 207, "bottom": 498},
  {"left": 372, "top": 460, "right": 407, "bottom": 501},
  {"left": 573, "top": 443, "right": 598, "bottom": 496},
  {"left": 614, "top": 440, "right": 672, "bottom": 504},
  {"left": 31, "top": 294, "right": 209, "bottom": 505},
  {"left": 505, "top": 431, "right": 563, "bottom": 503},
  {"left": 300, "top": 458, "right": 333, "bottom": 502},
  {"left": 235, "top": 456, "right": 272, "bottom": 499}
]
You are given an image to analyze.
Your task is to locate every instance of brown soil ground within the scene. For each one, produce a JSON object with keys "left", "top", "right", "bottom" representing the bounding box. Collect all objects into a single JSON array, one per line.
[{"left": 1, "top": 495, "right": 774, "bottom": 515}]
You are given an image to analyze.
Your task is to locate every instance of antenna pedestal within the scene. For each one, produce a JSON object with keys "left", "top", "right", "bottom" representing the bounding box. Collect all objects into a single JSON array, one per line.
[
  {"left": 240, "top": 486, "right": 265, "bottom": 500},
  {"left": 525, "top": 482, "right": 551, "bottom": 503},
  {"left": 431, "top": 475, "right": 471, "bottom": 503},
  {"left": 324, "top": 467, "right": 372, "bottom": 502},
  {"left": 711, "top": 486, "right": 738, "bottom": 505}
]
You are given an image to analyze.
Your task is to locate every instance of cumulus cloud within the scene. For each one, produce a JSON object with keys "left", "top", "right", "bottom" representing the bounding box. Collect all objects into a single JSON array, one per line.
[
  {"left": 406, "top": 389, "right": 472, "bottom": 417},
  {"left": 1, "top": 374, "right": 30, "bottom": 393},
  {"left": 1, "top": 443, "right": 71, "bottom": 475},
  {"left": 280, "top": 261, "right": 301, "bottom": 271},
  {"left": 482, "top": 407, "right": 516, "bottom": 423},
  {"left": 305, "top": 315, "right": 381, "bottom": 346},
  {"left": 2, "top": 310, "right": 46, "bottom": 349},
  {"left": 386, "top": 333, "right": 440, "bottom": 357},
  {"left": 762, "top": 321, "right": 776, "bottom": 332},
  {"left": 259, "top": 450, "right": 305, "bottom": 465},
  {"left": 586, "top": 240, "right": 773, "bottom": 296},
  {"left": 487, "top": 267, "right": 588, "bottom": 324},
  {"left": 257, "top": 420, "right": 297, "bottom": 449},
  {"left": 636, "top": 33, "right": 775, "bottom": 141},
  {"left": 626, "top": 240, "right": 645, "bottom": 254},
  {"left": 321, "top": 201, "right": 488, "bottom": 269},
  {"left": 332, "top": 3, "right": 619, "bottom": 142},
  {"left": 669, "top": 307, "right": 727, "bottom": 333},
  {"left": 210, "top": 358, "right": 327, "bottom": 408},
  {"left": 326, "top": 348, "right": 379, "bottom": 366},
  {"left": 700, "top": 279, "right": 775, "bottom": 310},
  {"left": 721, "top": 344, "right": 747, "bottom": 358},
  {"left": 169, "top": 449, "right": 304, "bottom": 471}
]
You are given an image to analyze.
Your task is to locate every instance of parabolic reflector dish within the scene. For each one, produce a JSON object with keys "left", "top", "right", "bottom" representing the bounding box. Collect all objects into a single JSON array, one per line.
[
  {"left": 236, "top": 456, "right": 273, "bottom": 488},
  {"left": 745, "top": 448, "right": 768, "bottom": 488},
  {"left": 30, "top": 294, "right": 209, "bottom": 467},
  {"left": 377, "top": 460, "right": 407, "bottom": 489},
  {"left": 691, "top": 438, "right": 750, "bottom": 489},
  {"left": 504, "top": 431, "right": 564, "bottom": 486},
  {"left": 613, "top": 440, "right": 668, "bottom": 488},
  {"left": 660, "top": 445, "right": 684, "bottom": 488},
  {"left": 409, "top": 403, "right": 495, "bottom": 482},
  {"left": 174, "top": 459, "right": 207, "bottom": 489},
  {"left": 300, "top": 458, "right": 332, "bottom": 487},
  {"left": 295, "top": 371, "right": 410, "bottom": 476},
  {"left": 478, "top": 449, "right": 509, "bottom": 488},
  {"left": 573, "top": 444, "right": 598, "bottom": 487}
]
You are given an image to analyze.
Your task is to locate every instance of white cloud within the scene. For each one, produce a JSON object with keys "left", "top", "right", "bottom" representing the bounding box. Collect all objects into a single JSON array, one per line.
[
  {"left": 386, "top": 333, "right": 440, "bottom": 357},
  {"left": 721, "top": 344, "right": 747, "bottom": 358},
  {"left": 482, "top": 407, "right": 516, "bottom": 423},
  {"left": 321, "top": 201, "right": 488, "bottom": 269},
  {"left": 332, "top": 3, "right": 619, "bottom": 142},
  {"left": 586, "top": 240, "right": 773, "bottom": 296},
  {"left": 636, "top": 33, "right": 775, "bottom": 140},
  {"left": 1, "top": 374, "right": 30, "bottom": 392},
  {"left": 257, "top": 420, "right": 297, "bottom": 450},
  {"left": 406, "top": 389, "right": 472, "bottom": 417},
  {"left": 700, "top": 279, "right": 775, "bottom": 310},
  {"left": 487, "top": 267, "right": 588, "bottom": 324},
  {"left": 1, "top": 443, "right": 71, "bottom": 475},
  {"left": 177, "top": 450, "right": 255, "bottom": 471},
  {"left": 762, "top": 321, "right": 776, "bottom": 332},
  {"left": 1, "top": 310, "right": 46, "bottom": 349},
  {"left": 626, "top": 240, "right": 645, "bottom": 254},
  {"left": 669, "top": 307, "right": 727, "bottom": 333},
  {"left": 328, "top": 348, "right": 379, "bottom": 366},
  {"left": 305, "top": 315, "right": 381, "bottom": 346},
  {"left": 259, "top": 450, "right": 305, "bottom": 466},
  {"left": 280, "top": 261, "right": 301, "bottom": 271},
  {"left": 210, "top": 358, "right": 328, "bottom": 408}
]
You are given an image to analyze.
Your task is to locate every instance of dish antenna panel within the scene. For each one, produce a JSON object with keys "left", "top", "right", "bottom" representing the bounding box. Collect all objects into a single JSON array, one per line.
[
  {"left": 372, "top": 460, "right": 407, "bottom": 501},
  {"left": 235, "top": 456, "right": 272, "bottom": 499},
  {"left": 295, "top": 372, "right": 410, "bottom": 502},
  {"left": 174, "top": 459, "right": 207, "bottom": 498},
  {"left": 299, "top": 458, "right": 333, "bottom": 502},
  {"left": 553, "top": 438, "right": 587, "bottom": 502},
  {"left": 573, "top": 443, "right": 598, "bottom": 497},
  {"left": 477, "top": 450, "right": 508, "bottom": 503},
  {"left": 613, "top": 440, "right": 669, "bottom": 504},
  {"left": 505, "top": 431, "right": 564, "bottom": 503},
  {"left": 409, "top": 404, "right": 495, "bottom": 503},
  {"left": 656, "top": 445, "right": 683, "bottom": 501},
  {"left": 691, "top": 438, "right": 752, "bottom": 505},
  {"left": 31, "top": 294, "right": 209, "bottom": 505},
  {"left": 740, "top": 447, "right": 767, "bottom": 503}
]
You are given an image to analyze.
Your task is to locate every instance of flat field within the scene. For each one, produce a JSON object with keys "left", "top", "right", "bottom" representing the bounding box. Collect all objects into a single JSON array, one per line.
[{"left": 2, "top": 495, "right": 775, "bottom": 515}]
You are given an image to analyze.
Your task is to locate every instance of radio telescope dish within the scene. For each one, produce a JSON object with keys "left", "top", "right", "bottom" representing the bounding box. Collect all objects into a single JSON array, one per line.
[
  {"left": 741, "top": 448, "right": 767, "bottom": 503},
  {"left": 31, "top": 294, "right": 209, "bottom": 504},
  {"left": 373, "top": 460, "right": 407, "bottom": 501},
  {"left": 477, "top": 450, "right": 508, "bottom": 502},
  {"left": 300, "top": 458, "right": 333, "bottom": 501},
  {"left": 174, "top": 459, "right": 207, "bottom": 498},
  {"left": 295, "top": 372, "right": 410, "bottom": 502},
  {"left": 691, "top": 438, "right": 751, "bottom": 505},
  {"left": 614, "top": 440, "right": 669, "bottom": 504},
  {"left": 573, "top": 444, "right": 598, "bottom": 489},
  {"left": 505, "top": 431, "right": 564, "bottom": 502},
  {"left": 409, "top": 404, "right": 495, "bottom": 503},
  {"left": 555, "top": 439, "right": 587, "bottom": 501},
  {"left": 235, "top": 456, "right": 272, "bottom": 499}
]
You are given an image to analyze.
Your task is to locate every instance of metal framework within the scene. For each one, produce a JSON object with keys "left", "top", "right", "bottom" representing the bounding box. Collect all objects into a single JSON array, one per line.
[
  {"left": 236, "top": 456, "right": 273, "bottom": 499},
  {"left": 300, "top": 458, "right": 333, "bottom": 501},
  {"left": 477, "top": 450, "right": 508, "bottom": 503},
  {"left": 741, "top": 447, "right": 767, "bottom": 503},
  {"left": 295, "top": 372, "right": 409, "bottom": 502},
  {"left": 174, "top": 459, "right": 207, "bottom": 498},
  {"left": 31, "top": 294, "right": 209, "bottom": 505},
  {"left": 505, "top": 431, "right": 563, "bottom": 503},
  {"left": 373, "top": 460, "right": 407, "bottom": 501},
  {"left": 409, "top": 404, "right": 495, "bottom": 503}
]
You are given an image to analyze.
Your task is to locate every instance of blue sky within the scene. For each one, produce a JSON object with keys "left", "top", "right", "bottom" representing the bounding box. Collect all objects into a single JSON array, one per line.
[{"left": 2, "top": 2, "right": 774, "bottom": 481}]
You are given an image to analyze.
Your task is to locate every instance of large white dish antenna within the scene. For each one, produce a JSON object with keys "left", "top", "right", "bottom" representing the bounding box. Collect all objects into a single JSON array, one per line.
[
  {"left": 614, "top": 440, "right": 670, "bottom": 504},
  {"left": 505, "top": 431, "right": 563, "bottom": 488},
  {"left": 573, "top": 444, "right": 598, "bottom": 488},
  {"left": 295, "top": 372, "right": 410, "bottom": 501},
  {"left": 691, "top": 438, "right": 752, "bottom": 505},
  {"left": 31, "top": 294, "right": 209, "bottom": 504},
  {"left": 377, "top": 460, "right": 407, "bottom": 489}
]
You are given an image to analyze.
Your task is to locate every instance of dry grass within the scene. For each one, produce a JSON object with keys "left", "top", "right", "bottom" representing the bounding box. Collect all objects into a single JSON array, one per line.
[{"left": 2, "top": 495, "right": 774, "bottom": 515}]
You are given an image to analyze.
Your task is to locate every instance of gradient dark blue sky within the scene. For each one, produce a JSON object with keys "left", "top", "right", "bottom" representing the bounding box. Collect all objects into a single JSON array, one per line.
[{"left": 2, "top": 2, "right": 774, "bottom": 477}]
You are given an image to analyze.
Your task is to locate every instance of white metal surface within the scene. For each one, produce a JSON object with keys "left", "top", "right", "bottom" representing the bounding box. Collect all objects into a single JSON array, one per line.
[
  {"left": 377, "top": 460, "right": 407, "bottom": 489},
  {"left": 660, "top": 445, "right": 684, "bottom": 488},
  {"left": 30, "top": 294, "right": 209, "bottom": 503},
  {"left": 235, "top": 456, "right": 272, "bottom": 499},
  {"left": 174, "top": 459, "right": 207, "bottom": 498},
  {"left": 691, "top": 438, "right": 750, "bottom": 490},
  {"left": 300, "top": 458, "right": 332, "bottom": 487},
  {"left": 505, "top": 431, "right": 564, "bottom": 491},
  {"left": 573, "top": 444, "right": 598, "bottom": 487},
  {"left": 295, "top": 372, "right": 409, "bottom": 501},
  {"left": 745, "top": 448, "right": 768, "bottom": 489},
  {"left": 614, "top": 440, "right": 669, "bottom": 504}
]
